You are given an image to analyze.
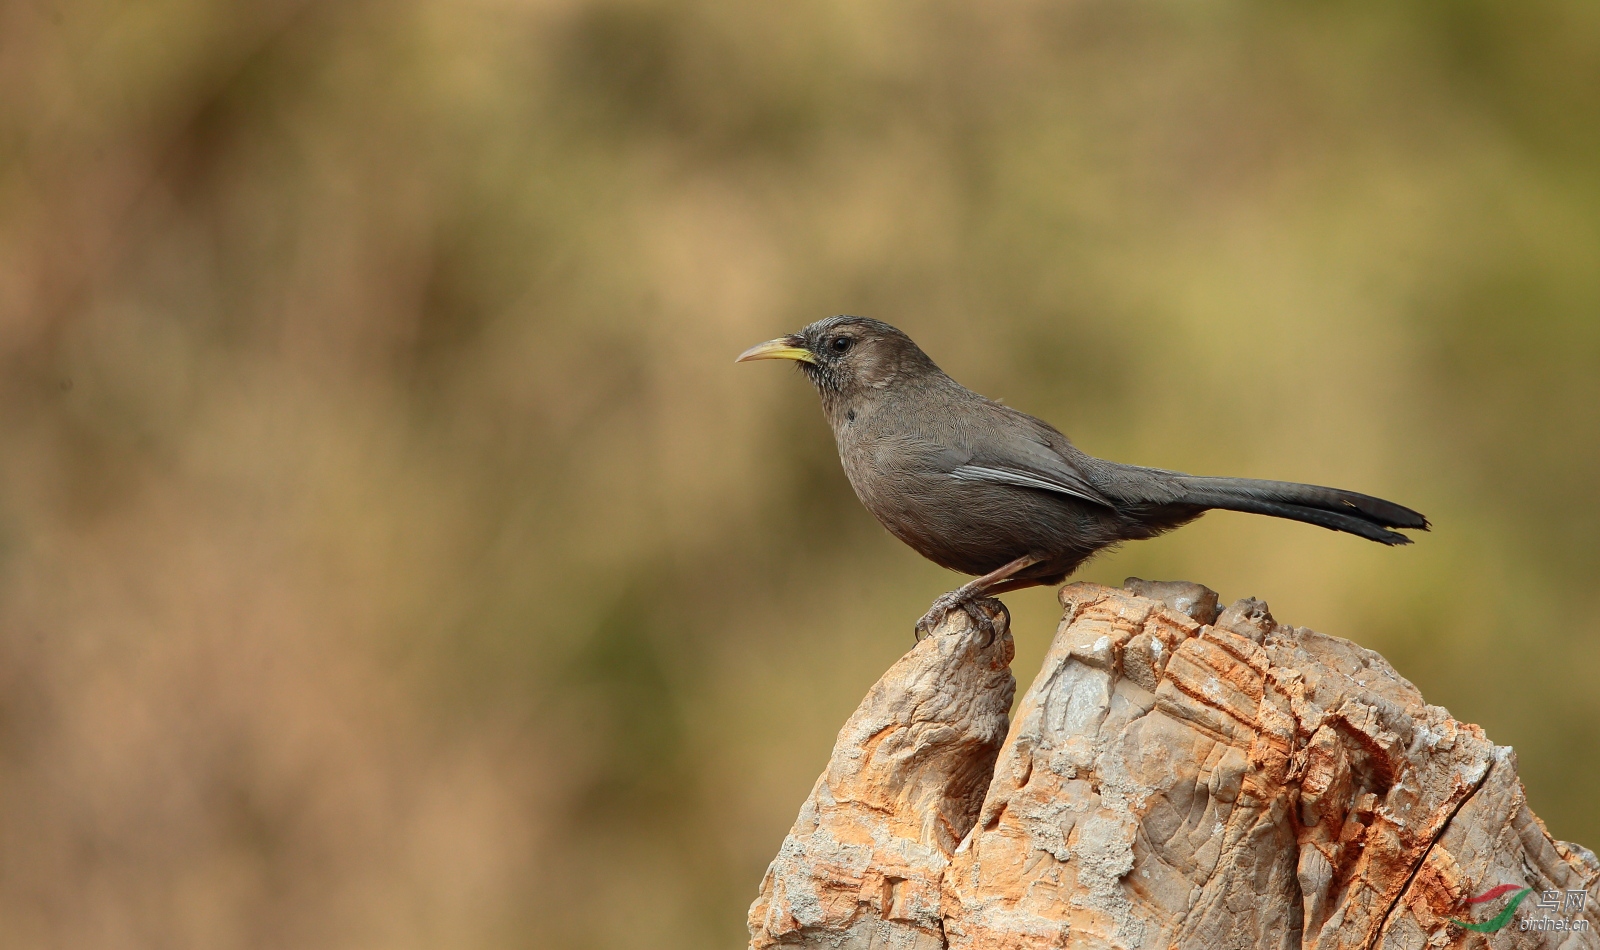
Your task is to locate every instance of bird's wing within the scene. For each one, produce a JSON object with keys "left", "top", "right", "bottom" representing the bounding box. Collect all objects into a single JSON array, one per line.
[
  {"left": 948, "top": 463, "right": 1113, "bottom": 507},
  {"left": 950, "top": 414, "right": 1117, "bottom": 508}
]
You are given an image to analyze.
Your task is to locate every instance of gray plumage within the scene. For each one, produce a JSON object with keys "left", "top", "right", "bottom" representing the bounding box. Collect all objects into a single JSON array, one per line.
[{"left": 739, "top": 316, "right": 1427, "bottom": 633}]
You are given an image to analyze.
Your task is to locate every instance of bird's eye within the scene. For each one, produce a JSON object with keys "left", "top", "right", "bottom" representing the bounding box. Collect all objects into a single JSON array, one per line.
[{"left": 830, "top": 336, "right": 852, "bottom": 353}]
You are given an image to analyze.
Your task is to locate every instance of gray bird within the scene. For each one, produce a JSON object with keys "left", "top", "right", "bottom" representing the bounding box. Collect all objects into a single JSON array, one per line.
[{"left": 738, "top": 316, "right": 1428, "bottom": 636}]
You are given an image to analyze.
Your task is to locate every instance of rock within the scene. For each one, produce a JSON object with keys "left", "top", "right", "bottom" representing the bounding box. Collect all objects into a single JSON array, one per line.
[
  {"left": 748, "top": 599, "right": 1016, "bottom": 949},
  {"left": 751, "top": 581, "right": 1600, "bottom": 949},
  {"left": 1121, "top": 577, "right": 1221, "bottom": 625}
]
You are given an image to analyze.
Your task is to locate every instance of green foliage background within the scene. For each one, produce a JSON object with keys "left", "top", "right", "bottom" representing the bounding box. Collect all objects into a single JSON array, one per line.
[{"left": 2, "top": 1, "right": 1597, "bottom": 946}]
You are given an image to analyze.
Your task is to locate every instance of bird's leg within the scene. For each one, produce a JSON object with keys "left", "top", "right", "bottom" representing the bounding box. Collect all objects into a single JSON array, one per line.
[
  {"left": 955, "top": 577, "right": 1055, "bottom": 643},
  {"left": 914, "top": 555, "right": 1044, "bottom": 640},
  {"left": 981, "top": 576, "right": 1051, "bottom": 597}
]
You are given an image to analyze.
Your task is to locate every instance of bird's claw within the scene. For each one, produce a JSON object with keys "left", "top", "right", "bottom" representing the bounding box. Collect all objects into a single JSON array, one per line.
[
  {"left": 913, "top": 592, "right": 964, "bottom": 640},
  {"left": 914, "top": 595, "right": 1006, "bottom": 646}
]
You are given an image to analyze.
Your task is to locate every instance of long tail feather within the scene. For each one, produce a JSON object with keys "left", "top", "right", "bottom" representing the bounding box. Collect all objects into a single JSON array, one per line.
[{"left": 1174, "top": 476, "right": 1427, "bottom": 544}]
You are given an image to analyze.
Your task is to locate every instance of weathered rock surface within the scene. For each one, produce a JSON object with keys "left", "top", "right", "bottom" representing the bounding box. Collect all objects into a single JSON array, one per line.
[
  {"left": 751, "top": 580, "right": 1600, "bottom": 949},
  {"left": 748, "top": 599, "right": 1017, "bottom": 949}
]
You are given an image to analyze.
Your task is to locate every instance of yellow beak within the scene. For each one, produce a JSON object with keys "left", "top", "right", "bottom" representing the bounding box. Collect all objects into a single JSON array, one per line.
[{"left": 736, "top": 338, "right": 816, "bottom": 364}]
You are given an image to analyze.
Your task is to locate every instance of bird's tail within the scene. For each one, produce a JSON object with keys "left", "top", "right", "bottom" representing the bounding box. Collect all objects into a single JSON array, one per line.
[{"left": 1173, "top": 476, "right": 1429, "bottom": 545}]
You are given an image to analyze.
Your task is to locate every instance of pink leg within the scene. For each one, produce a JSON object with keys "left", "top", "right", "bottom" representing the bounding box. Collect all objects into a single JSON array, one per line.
[{"left": 914, "top": 555, "right": 1044, "bottom": 639}]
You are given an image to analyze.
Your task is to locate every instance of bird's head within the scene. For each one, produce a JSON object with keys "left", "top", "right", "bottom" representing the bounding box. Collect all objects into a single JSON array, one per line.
[{"left": 736, "top": 316, "right": 939, "bottom": 403}]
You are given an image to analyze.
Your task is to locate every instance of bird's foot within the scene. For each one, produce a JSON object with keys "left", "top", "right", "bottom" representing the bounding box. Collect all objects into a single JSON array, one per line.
[
  {"left": 913, "top": 590, "right": 966, "bottom": 640},
  {"left": 914, "top": 593, "right": 1008, "bottom": 645}
]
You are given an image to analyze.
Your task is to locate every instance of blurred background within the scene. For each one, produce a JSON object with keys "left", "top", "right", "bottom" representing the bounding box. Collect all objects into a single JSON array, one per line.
[{"left": 1, "top": 0, "right": 1598, "bottom": 946}]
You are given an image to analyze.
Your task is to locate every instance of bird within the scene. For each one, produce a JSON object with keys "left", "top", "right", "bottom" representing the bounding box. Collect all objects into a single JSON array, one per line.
[{"left": 737, "top": 316, "right": 1428, "bottom": 637}]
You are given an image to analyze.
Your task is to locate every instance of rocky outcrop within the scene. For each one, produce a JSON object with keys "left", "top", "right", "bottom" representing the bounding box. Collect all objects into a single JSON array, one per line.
[
  {"left": 749, "top": 581, "right": 1600, "bottom": 949},
  {"left": 748, "top": 599, "right": 1015, "bottom": 949}
]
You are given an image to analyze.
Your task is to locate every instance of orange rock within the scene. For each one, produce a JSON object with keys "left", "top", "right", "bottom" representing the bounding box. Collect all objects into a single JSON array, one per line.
[
  {"left": 751, "top": 581, "right": 1600, "bottom": 949},
  {"left": 748, "top": 600, "right": 1015, "bottom": 949}
]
